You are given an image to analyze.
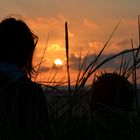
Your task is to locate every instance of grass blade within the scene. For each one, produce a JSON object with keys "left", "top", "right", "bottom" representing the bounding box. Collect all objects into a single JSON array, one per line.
[
  {"left": 131, "top": 38, "right": 139, "bottom": 116},
  {"left": 34, "top": 33, "right": 50, "bottom": 81},
  {"left": 65, "top": 22, "right": 71, "bottom": 95},
  {"left": 78, "top": 21, "right": 121, "bottom": 88}
]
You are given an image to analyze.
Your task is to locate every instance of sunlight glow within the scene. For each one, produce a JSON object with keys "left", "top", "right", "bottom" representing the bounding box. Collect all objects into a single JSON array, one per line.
[{"left": 54, "top": 58, "right": 63, "bottom": 66}]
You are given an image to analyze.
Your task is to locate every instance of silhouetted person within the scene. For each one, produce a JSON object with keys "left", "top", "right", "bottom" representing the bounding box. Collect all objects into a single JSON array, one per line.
[
  {"left": 91, "top": 73, "right": 134, "bottom": 115},
  {"left": 0, "top": 17, "right": 51, "bottom": 139}
]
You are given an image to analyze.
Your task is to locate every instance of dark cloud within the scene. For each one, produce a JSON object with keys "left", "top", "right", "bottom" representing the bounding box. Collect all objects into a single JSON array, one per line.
[
  {"left": 39, "top": 66, "right": 50, "bottom": 73},
  {"left": 39, "top": 65, "right": 64, "bottom": 73},
  {"left": 53, "top": 65, "right": 63, "bottom": 71},
  {"left": 69, "top": 51, "right": 134, "bottom": 72},
  {"left": 69, "top": 53, "right": 82, "bottom": 70},
  {"left": 96, "top": 52, "right": 133, "bottom": 71},
  {"left": 39, "top": 50, "right": 135, "bottom": 74},
  {"left": 116, "top": 39, "right": 130, "bottom": 47}
]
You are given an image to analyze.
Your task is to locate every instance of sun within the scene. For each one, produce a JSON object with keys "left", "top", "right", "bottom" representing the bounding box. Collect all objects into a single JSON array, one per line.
[{"left": 54, "top": 58, "right": 63, "bottom": 66}]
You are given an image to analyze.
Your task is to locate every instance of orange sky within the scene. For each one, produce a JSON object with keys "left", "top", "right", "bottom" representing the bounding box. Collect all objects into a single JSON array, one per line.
[
  {"left": 0, "top": 0, "right": 140, "bottom": 85},
  {"left": 26, "top": 15, "right": 139, "bottom": 85}
]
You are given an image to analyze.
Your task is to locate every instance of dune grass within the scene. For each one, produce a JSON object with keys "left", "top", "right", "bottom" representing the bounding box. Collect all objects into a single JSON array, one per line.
[{"left": 33, "top": 16, "right": 140, "bottom": 140}]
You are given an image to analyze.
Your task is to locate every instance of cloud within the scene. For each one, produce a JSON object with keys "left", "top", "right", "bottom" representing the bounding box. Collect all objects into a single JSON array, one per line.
[
  {"left": 69, "top": 51, "right": 134, "bottom": 72},
  {"left": 24, "top": 15, "right": 67, "bottom": 40},
  {"left": 22, "top": 15, "right": 138, "bottom": 74},
  {"left": 39, "top": 65, "right": 64, "bottom": 75},
  {"left": 47, "top": 44, "right": 65, "bottom": 52},
  {"left": 123, "top": 18, "right": 137, "bottom": 26},
  {"left": 39, "top": 66, "right": 50, "bottom": 73},
  {"left": 88, "top": 40, "right": 104, "bottom": 54},
  {"left": 116, "top": 39, "right": 130, "bottom": 46},
  {"left": 53, "top": 65, "right": 63, "bottom": 71},
  {"left": 25, "top": 15, "right": 66, "bottom": 28},
  {"left": 69, "top": 53, "right": 81, "bottom": 70},
  {"left": 83, "top": 18, "right": 98, "bottom": 30}
]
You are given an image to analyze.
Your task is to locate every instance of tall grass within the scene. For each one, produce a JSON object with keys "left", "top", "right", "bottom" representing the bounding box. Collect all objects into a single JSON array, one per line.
[
  {"left": 34, "top": 33, "right": 50, "bottom": 81},
  {"left": 65, "top": 22, "right": 71, "bottom": 95},
  {"left": 34, "top": 16, "right": 140, "bottom": 140}
]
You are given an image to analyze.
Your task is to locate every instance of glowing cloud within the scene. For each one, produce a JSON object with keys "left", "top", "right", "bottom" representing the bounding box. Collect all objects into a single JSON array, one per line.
[{"left": 83, "top": 18, "right": 98, "bottom": 30}]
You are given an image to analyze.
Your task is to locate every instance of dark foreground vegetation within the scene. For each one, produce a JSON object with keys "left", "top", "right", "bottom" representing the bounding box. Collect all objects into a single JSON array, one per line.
[{"left": 39, "top": 16, "right": 140, "bottom": 140}]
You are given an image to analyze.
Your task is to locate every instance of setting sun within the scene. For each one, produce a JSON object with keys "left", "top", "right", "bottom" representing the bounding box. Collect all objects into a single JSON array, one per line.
[{"left": 54, "top": 58, "right": 63, "bottom": 66}]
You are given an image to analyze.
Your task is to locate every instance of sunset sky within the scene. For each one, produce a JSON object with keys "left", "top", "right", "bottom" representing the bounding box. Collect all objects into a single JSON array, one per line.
[{"left": 0, "top": 0, "right": 140, "bottom": 85}]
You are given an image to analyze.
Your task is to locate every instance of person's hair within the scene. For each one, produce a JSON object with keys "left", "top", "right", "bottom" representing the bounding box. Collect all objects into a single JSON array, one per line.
[
  {"left": 0, "top": 17, "right": 38, "bottom": 79},
  {"left": 91, "top": 73, "right": 134, "bottom": 113}
]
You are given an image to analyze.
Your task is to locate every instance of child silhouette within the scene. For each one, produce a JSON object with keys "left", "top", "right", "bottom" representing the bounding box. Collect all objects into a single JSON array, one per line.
[{"left": 91, "top": 73, "right": 134, "bottom": 114}]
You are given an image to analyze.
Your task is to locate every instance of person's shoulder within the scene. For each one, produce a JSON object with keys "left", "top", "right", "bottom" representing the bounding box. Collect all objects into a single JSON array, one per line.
[
  {"left": 16, "top": 76, "right": 46, "bottom": 104},
  {"left": 0, "top": 71, "right": 10, "bottom": 87},
  {"left": 19, "top": 76, "right": 43, "bottom": 92}
]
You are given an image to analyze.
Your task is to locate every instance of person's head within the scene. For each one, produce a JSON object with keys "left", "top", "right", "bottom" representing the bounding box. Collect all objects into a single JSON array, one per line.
[
  {"left": 0, "top": 17, "right": 38, "bottom": 79},
  {"left": 91, "top": 73, "right": 134, "bottom": 114}
]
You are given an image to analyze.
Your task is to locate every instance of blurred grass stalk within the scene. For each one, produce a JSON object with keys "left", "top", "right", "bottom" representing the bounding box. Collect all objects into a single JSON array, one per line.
[
  {"left": 65, "top": 22, "right": 71, "bottom": 95},
  {"left": 132, "top": 15, "right": 140, "bottom": 116},
  {"left": 44, "top": 17, "right": 140, "bottom": 139},
  {"left": 34, "top": 33, "right": 50, "bottom": 81},
  {"left": 75, "top": 22, "right": 121, "bottom": 93},
  {"left": 131, "top": 38, "right": 139, "bottom": 116}
]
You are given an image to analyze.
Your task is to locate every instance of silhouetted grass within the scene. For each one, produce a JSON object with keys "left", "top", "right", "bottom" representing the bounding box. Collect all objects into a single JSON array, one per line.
[{"left": 33, "top": 16, "right": 140, "bottom": 140}]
